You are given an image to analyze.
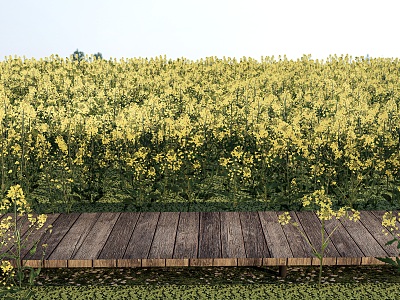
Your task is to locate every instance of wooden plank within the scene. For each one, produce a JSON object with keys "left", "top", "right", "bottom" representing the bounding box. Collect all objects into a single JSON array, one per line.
[
  {"left": 23, "top": 213, "right": 80, "bottom": 260},
  {"left": 44, "top": 259, "right": 67, "bottom": 268},
  {"left": 0, "top": 213, "right": 21, "bottom": 255},
  {"left": 48, "top": 213, "right": 100, "bottom": 260},
  {"left": 93, "top": 259, "right": 116, "bottom": 267},
  {"left": 117, "top": 259, "right": 141, "bottom": 267},
  {"left": 23, "top": 260, "right": 43, "bottom": 268},
  {"left": 98, "top": 212, "right": 140, "bottom": 259},
  {"left": 359, "top": 211, "right": 398, "bottom": 257},
  {"left": 324, "top": 216, "right": 363, "bottom": 265},
  {"left": 213, "top": 258, "right": 237, "bottom": 266},
  {"left": 14, "top": 214, "right": 59, "bottom": 259},
  {"left": 370, "top": 210, "right": 400, "bottom": 241},
  {"left": 173, "top": 212, "right": 199, "bottom": 259},
  {"left": 72, "top": 212, "right": 120, "bottom": 260},
  {"left": 339, "top": 214, "right": 387, "bottom": 259},
  {"left": 238, "top": 258, "right": 263, "bottom": 266},
  {"left": 68, "top": 260, "right": 92, "bottom": 268},
  {"left": 190, "top": 258, "right": 213, "bottom": 266},
  {"left": 258, "top": 211, "right": 293, "bottom": 258},
  {"left": 15, "top": 210, "right": 400, "bottom": 268},
  {"left": 198, "top": 212, "right": 221, "bottom": 259},
  {"left": 295, "top": 211, "right": 339, "bottom": 265},
  {"left": 123, "top": 212, "right": 160, "bottom": 259},
  {"left": 240, "top": 211, "right": 269, "bottom": 258},
  {"left": 1, "top": 215, "right": 33, "bottom": 254},
  {"left": 263, "top": 258, "right": 287, "bottom": 266},
  {"left": 166, "top": 258, "right": 189, "bottom": 267},
  {"left": 148, "top": 212, "right": 179, "bottom": 259},
  {"left": 220, "top": 212, "right": 245, "bottom": 259},
  {"left": 279, "top": 211, "right": 313, "bottom": 265},
  {"left": 287, "top": 257, "right": 312, "bottom": 266},
  {"left": 142, "top": 258, "right": 165, "bottom": 267},
  {"left": 1, "top": 214, "right": 59, "bottom": 258},
  {"left": 361, "top": 257, "right": 387, "bottom": 265}
]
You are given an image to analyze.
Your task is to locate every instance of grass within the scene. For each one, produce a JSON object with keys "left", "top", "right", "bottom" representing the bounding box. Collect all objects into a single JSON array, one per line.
[{"left": 7, "top": 265, "right": 400, "bottom": 299}]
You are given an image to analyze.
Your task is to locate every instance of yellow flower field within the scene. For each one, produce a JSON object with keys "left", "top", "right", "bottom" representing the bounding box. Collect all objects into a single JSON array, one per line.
[{"left": 0, "top": 54, "right": 399, "bottom": 212}]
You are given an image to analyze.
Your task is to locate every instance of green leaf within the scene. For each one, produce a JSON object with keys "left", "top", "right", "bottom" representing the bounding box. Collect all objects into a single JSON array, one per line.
[
  {"left": 376, "top": 257, "right": 398, "bottom": 267},
  {"left": 29, "top": 268, "right": 36, "bottom": 285},
  {"left": 385, "top": 238, "right": 398, "bottom": 246},
  {"left": 29, "top": 244, "right": 37, "bottom": 255}
]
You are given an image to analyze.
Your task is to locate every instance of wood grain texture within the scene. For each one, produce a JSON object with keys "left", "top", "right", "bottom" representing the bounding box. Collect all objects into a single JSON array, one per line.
[
  {"left": 295, "top": 211, "right": 339, "bottom": 265},
  {"left": 213, "top": 258, "right": 237, "bottom": 266},
  {"left": 72, "top": 212, "right": 120, "bottom": 260},
  {"left": 1, "top": 214, "right": 35, "bottom": 254},
  {"left": 123, "top": 212, "right": 160, "bottom": 259},
  {"left": 48, "top": 213, "right": 100, "bottom": 260},
  {"left": 68, "top": 260, "right": 92, "bottom": 268},
  {"left": 18, "top": 213, "right": 60, "bottom": 259},
  {"left": 93, "top": 259, "right": 116, "bottom": 267},
  {"left": 324, "top": 216, "right": 364, "bottom": 258},
  {"left": 220, "top": 212, "right": 245, "bottom": 258},
  {"left": 173, "top": 212, "right": 199, "bottom": 259},
  {"left": 359, "top": 211, "right": 398, "bottom": 256},
  {"left": 12, "top": 211, "right": 399, "bottom": 268},
  {"left": 198, "top": 212, "right": 221, "bottom": 259},
  {"left": 280, "top": 211, "right": 313, "bottom": 258},
  {"left": 240, "top": 212, "right": 269, "bottom": 258},
  {"left": 165, "top": 258, "right": 189, "bottom": 267},
  {"left": 24, "top": 213, "right": 80, "bottom": 260},
  {"left": 44, "top": 259, "right": 67, "bottom": 268},
  {"left": 258, "top": 211, "right": 293, "bottom": 258},
  {"left": 98, "top": 212, "right": 140, "bottom": 259},
  {"left": 148, "top": 212, "right": 179, "bottom": 259},
  {"left": 117, "top": 259, "right": 141, "bottom": 267},
  {"left": 339, "top": 215, "right": 387, "bottom": 257}
]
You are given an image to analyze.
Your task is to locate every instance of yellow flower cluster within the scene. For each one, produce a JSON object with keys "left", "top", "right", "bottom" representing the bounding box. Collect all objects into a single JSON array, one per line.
[
  {"left": 0, "top": 185, "right": 48, "bottom": 228},
  {"left": 278, "top": 191, "right": 360, "bottom": 225},
  {"left": 0, "top": 54, "right": 399, "bottom": 206},
  {"left": 381, "top": 211, "right": 400, "bottom": 236},
  {"left": 302, "top": 189, "right": 360, "bottom": 222},
  {"left": 278, "top": 211, "right": 291, "bottom": 225},
  {"left": 0, "top": 260, "right": 14, "bottom": 287},
  {"left": 2, "top": 184, "right": 30, "bottom": 214},
  {"left": 219, "top": 146, "right": 255, "bottom": 183}
]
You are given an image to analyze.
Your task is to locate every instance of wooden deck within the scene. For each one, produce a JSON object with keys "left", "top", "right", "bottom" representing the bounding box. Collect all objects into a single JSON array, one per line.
[{"left": 1, "top": 211, "right": 398, "bottom": 269}]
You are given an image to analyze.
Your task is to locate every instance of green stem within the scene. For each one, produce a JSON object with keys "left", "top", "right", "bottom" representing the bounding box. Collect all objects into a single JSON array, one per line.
[
  {"left": 1, "top": 123, "right": 5, "bottom": 198},
  {"left": 318, "top": 256, "right": 323, "bottom": 288},
  {"left": 319, "top": 220, "right": 325, "bottom": 287},
  {"left": 14, "top": 201, "right": 22, "bottom": 288}
]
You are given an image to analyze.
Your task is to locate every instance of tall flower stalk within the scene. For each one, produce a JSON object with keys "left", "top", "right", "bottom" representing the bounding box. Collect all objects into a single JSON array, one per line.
[
  {"left": 0, "top": 185, "right": 52, "bottom": 299},
  {"left": 278, "top": 189, "right": 360, "bottom": 287},
  {"left": 377, "top": 211, "right": 400, "bottom": 270}
]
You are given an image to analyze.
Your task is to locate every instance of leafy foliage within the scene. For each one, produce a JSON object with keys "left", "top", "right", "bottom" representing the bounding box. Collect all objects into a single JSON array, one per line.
[
  {"left": 0, "top": 55, "right": 399, "bottom": 213},
  {"left": 4, "top": 283, "right": 400, "bottom": 300}
]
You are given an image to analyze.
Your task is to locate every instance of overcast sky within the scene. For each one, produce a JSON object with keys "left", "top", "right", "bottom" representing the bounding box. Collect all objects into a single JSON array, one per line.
[{"left": 1, "top": 0, "right": 399, "bottom": 61}]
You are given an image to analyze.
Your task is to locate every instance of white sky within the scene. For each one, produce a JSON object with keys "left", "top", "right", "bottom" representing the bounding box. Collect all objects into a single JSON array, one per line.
[{"left": 1, "top": 0, "right": 399, "bottom": 61}]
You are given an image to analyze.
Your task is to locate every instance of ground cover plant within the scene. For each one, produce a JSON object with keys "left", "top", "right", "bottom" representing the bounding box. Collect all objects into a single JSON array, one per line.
[
  {"left": 5, "top": 283, "right": 400, "bottom": 300},
  {"left": 2, "top": 266, "right": 400, "bottom": 299}
]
